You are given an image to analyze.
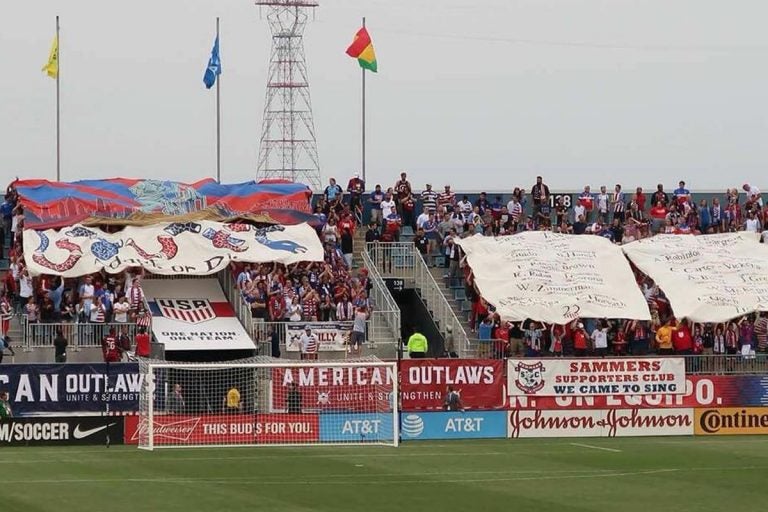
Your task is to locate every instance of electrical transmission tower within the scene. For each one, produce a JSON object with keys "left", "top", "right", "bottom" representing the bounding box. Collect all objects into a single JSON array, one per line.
[{"left": 255, "top": 0, "right": 322, "bottom": 191}]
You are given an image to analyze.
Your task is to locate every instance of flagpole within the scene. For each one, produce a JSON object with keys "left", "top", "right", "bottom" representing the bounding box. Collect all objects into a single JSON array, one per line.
[
  {"left": 56, "top": 15, "right": 60, "bottom": 182},
  {"left": 216, "top": 16, "right": 221, "bottom": 183},
  {"left": 361, "top": 17, "right": 366, "bottom": 184}
]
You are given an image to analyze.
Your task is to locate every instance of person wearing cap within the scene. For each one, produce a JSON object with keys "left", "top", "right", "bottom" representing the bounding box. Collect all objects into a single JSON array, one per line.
[
  {"left": 300, "top": 326, "right": 319, "bottom": 360},
  {"left": 346, "top": 173, "right": 365, "bottom": 219}
]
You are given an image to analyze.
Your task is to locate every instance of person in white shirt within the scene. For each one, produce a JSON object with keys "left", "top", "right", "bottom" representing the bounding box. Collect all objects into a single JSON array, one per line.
[
  {"left": 456, "top": 196, "right": 473, "bottom": 216},
  {"left": 113, "top": 296, "right": 131, "bottom": 323},
  {"left": 289, "top": 302, "right": 303, "bottom": 322},
  {"left": 573, "top": 202, "right": 586, "bottom": 223},
  {"left": 380, "top": 193, "right": 396, "bottom": 219},
  {"left": 743, "top": 183, "right": 763, "bottom": 207},
  {"left": 744, "top": 212, "right": 761, "bottom": 233},
  {"left": 18, "top": 271, "right": 33, "bottom": 303},
  {"left": 299, "top": 327, "right": 319, "bottom": 360},
  {"left": 416, "top": 208, "right": 432, "bottom": 229},
  {"left": 597, "top": 186, "right": 610, "bottom": 223},
  {"left": 591, "top": 323, "right": 609, "bottom": 356},
  {"left": 79, "top": 276, "right": 95, "bottom": 315}
]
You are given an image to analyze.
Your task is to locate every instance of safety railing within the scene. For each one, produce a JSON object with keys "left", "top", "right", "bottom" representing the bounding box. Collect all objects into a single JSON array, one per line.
[
  {"left": 684, "top": 353, "right": 768, "bottom": 375},
  {"left": 217, "top": 268, "right": 255, "bottom": 339},
  {"left": 20, "top": 318, "right": 139, "bottom": 351},
  {"left": 365, "top": 242, "right": 471, "bottom": 356},
  {"left": 360, "top": 250, "right": 402, "bottom": 348}
]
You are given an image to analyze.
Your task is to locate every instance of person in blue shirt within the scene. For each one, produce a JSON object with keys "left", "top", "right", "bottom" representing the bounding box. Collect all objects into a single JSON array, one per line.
[
  {"left": 324, "top": 178, "right": 343, "bottom": 211},
  {"left": 673, "top": 180, "right": 690, "bottom": 206},
  {"left": 477, "top": 316, "right": 494, "bottom": 358}
]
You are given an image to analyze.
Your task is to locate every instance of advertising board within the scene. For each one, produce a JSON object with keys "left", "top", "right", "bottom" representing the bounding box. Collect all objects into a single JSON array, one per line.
[
  {"left": 0, "top": 416, "right": 124, "bottom": 446},
  {"left": 400, "top": 411, "right": 507, "bottom": 440},
  {"left": 400, "top": 359, "right": 505, "bottom": 411},
  {"left": 694, "top": 407, "right": 768, "bottom": 435},
  {"left": 271, "top": 365, "right": 395, "bottom": 412},
  {"left": 0, "top": 363, "right": 141, "bottom": 416},
  {"left": 509, "top": 375, "right": 768, "bottom": 410},
  {"left": 124, "top": 414, "right": 319, "bottom": 445},
  {"left": 285, "top": 322, "right": 352, "bottom": 352},
  {"left": 508, "top": 409, "right": 694, "bottom": 438},
  {"left": 507, "top": 358, "right": 685, "bottom": 397},
  {"left": 318, "top": 413, "right": 393, "bottom": 442}
]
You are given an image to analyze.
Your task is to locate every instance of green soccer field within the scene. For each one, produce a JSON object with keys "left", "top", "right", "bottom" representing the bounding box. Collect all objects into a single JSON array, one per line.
[{"left": 2, "top": 437, "right": 766, "bottom": 512}]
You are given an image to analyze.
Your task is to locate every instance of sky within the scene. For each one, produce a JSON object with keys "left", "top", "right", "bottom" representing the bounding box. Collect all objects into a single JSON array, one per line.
[{"left": 1, "top": 0, "right": 767, "bottom": 192}]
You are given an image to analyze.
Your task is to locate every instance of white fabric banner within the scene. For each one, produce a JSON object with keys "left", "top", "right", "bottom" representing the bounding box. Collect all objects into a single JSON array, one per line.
[
  {"left": 285, "top": 322, "right": 352, "bottom": 352},
  {"left": 507, "top": 358, "right": 686, "bottom": 397},
  {"left": 622, "top": 233, "right": 768, "bottom": 322},
  {"left": 23, "top": 221, "right": 323, "bottom": 277},
  {"left": 455, "top": 232, "right": 651, "bottom": 323}
]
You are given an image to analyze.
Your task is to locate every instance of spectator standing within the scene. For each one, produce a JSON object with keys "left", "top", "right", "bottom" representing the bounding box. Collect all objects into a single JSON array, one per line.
[
  {"left": 653, "top": 184, "right": 669, "bottom": 208},
  {"left": 578, "top": 186, "right": 594, "bottom": 222},
  {"left": 475, "top": 192, "right": 490, "bottom": 215},
  {"left": 674, "top": 181, "right": 691, "bottom": 207},
  {"left": 113, "top": 296, "right": 130, "bottom": 323},
  {"left": 0, "top": 293, "right": 12, "bottom": 338},
  {"left": 394, "top": 172, "right": 412, "bottom": 211},
  {"left": 102, "top": 328, "right": 122, "bottom": 363},
  {"left": 530, "top": 176, "right": 550, "bottom": 218},
  {"left": 346, "top": 173, "right": 365, "bottom": 219},
  {"left": 368, "top": 184, "right": 384, "bottom": 225},
  {"left": 655, "top": 320, "right": 675, "bottom": 355},
  {"left": 287, "top": 383, "right": 302, "bottom": 413},
  {"left": 364, "top": 222, "right": 380, "bottom": 243},
  {"left": 611, "top": 184, "right": 625, "bottom": 223},
  {"left": 591, "top": 322, "right": 609, "bottom": 357},
  {"left": 634, "top": 187, "right": 646, "bottom": 212},
  {"left": 744, "top": 183, "right": 762, "bottom": 207},
  {"left": 477, "top": 316, "right": 493, "bottom": 358},
  {"left": 53, "top": 328, "right": 67, "bottom": 363},
  {"left": 438, "top": 185, "right": 455, "bottom": 213},
  {"left": 420, "top": 184, "right": 439, "bottom": 214},
  {"left": 572, "top": 323, "right": 588, "bottom": 357},
  {"left": 299, "top": 326, "right": 319, "bottom": 360},
  {"left": 350, "top": 305, "right": 369, "bottom": 353},
  {"left": 380, "top": 192, "right": 396, "bottom": 219},
  {"left": 324, "top": 178, "right": 344, "bottom": 212},
  {"left": 135, "top": 327, "right": 150, "bottom": 358},
  {"left": 596, "top": 186, "right": 610, "bottom": 223}
]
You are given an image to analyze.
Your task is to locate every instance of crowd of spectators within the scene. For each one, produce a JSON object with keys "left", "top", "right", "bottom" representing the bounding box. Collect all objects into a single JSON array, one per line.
[
  {"left": 326, "top": 172, "right": 768, "bottom": 361},
  {"left": 5, "top": 172, "right": 768, "bottom": 362}
]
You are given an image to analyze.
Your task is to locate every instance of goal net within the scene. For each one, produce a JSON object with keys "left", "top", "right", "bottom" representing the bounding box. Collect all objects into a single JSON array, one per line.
[{"left": 135, "top": 357, "right": 398, "bottom": 449}]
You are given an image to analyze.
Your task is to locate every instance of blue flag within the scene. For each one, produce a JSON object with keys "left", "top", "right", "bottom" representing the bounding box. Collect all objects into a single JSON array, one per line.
[{"left": 203, "top": 35, "right": 221, "bottom": 89}]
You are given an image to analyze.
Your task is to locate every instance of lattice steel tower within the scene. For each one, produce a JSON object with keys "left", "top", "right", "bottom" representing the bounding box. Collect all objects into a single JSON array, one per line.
[{"left": 255, "top": 0, "right": 321, "bottom": 191}]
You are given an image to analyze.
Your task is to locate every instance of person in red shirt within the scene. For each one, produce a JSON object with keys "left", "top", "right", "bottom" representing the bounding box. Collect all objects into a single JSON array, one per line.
[
  {"left": 649, "top": 201, "right": 667, "bottom": 233},
  {"left": 135, "top": 327, "right": 150, "bottom": 358},
  {"left": 102, "top": 328, "right": 122, "bottom": 363},
  {"left": 672, "top": 318, "right": 694, "bottom": 355},
  {"left": 634, "top": 187, "right": 646, "bottom": 212},
  {"left": 573, "top": 323, "right": 588, "bottom": 357},
  {"left": 267, "top": 287, "right": 284, "bottom": 322}
]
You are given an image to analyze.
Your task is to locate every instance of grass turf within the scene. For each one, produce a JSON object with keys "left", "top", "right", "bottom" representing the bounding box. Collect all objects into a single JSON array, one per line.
[{"left": 1, "top": 437, "right": 766, "bottom": 512}]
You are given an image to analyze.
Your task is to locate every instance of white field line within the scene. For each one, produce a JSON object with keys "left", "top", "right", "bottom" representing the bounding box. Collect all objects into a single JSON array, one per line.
[{"left": 570, "top": 443, "right": 622, "bottom": 453}]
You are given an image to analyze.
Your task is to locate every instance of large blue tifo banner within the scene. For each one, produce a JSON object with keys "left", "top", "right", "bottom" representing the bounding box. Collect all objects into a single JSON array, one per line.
[
  {"left": 0, "top": 363, "right": 142, "bottom": 416},
  {"left": 399, "top": 411, "right": 507, "bottom": 440}
]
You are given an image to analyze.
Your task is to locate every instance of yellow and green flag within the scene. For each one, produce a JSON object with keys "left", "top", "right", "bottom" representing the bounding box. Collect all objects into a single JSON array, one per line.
[
  {"left": 346, "top": 27, "right": 377, "bottom": 72},
  {"left": 42, "top": 35, "right": 59, "bottom": 79}
]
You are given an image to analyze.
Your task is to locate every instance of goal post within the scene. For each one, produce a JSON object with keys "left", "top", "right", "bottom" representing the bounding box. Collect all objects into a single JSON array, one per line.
[{"left": 136, "top": 357, "right": 399, "bottom": 450}]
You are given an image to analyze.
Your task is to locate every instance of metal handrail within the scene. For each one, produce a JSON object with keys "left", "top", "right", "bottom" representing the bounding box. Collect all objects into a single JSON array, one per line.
[
  {"left": 360, "top": 250, "right": 402, "bottom": 345},
  {"left": 365, "top": 242, "right": 471, "bottom": 356}
]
